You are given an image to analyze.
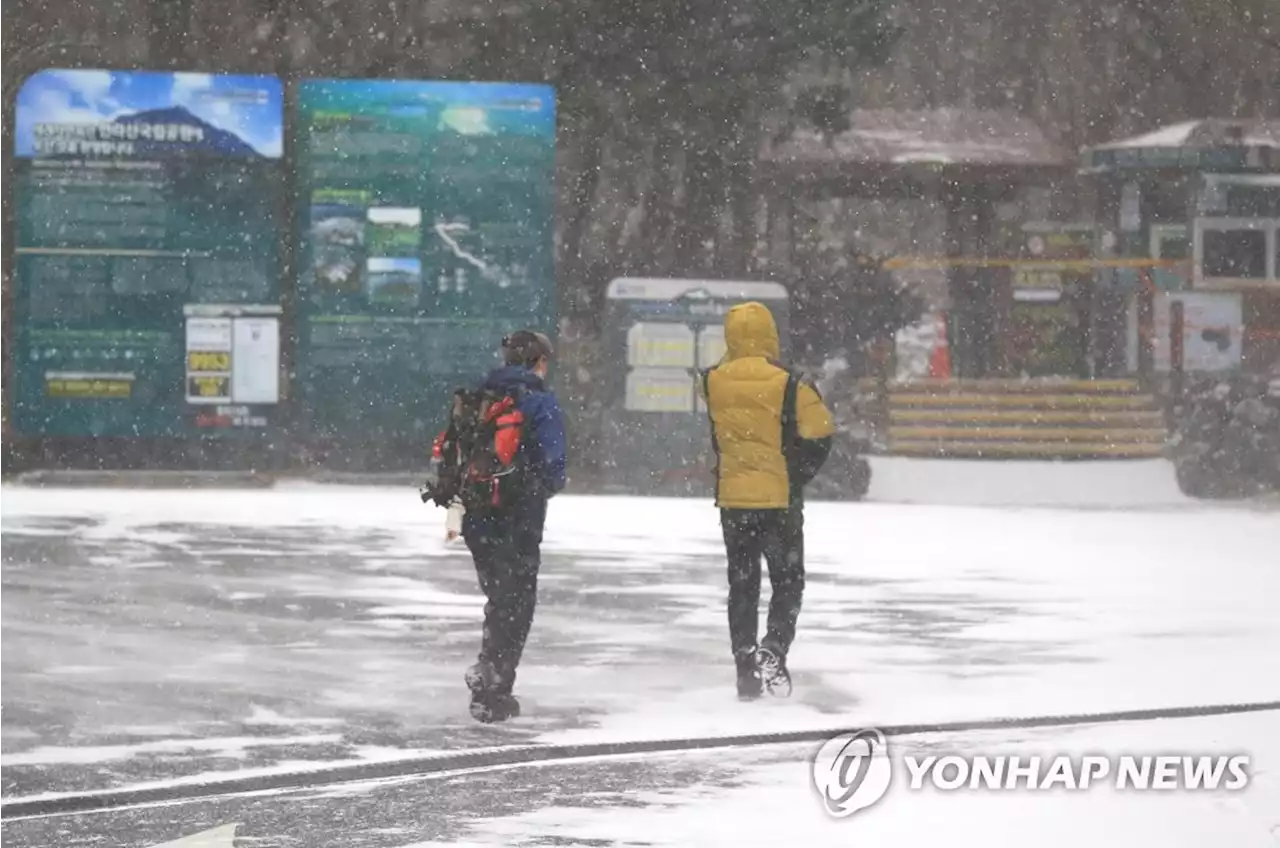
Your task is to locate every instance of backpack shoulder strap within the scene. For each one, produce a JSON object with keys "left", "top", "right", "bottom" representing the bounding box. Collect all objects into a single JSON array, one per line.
[
  {"left": 699, "top": 367, "right": 713, "bottom": 404},
  {"left": 781, "top": 370, "right": 801, "bottom": 444},
  {"left": 699, "top": 366, "right": 723, "bottom": 503}
]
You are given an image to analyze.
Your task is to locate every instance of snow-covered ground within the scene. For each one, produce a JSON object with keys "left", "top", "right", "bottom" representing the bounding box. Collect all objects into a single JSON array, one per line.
[
  {"left": 422, "top": 711, "right": 1280, "bottom": 848},
  {"left": 2, "top": 458, "right": 1278, "bottom": 846}
]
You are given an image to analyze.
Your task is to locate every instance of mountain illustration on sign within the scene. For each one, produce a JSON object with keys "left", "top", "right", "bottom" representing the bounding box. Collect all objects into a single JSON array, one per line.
[
  {"left": 43, "top": 106, "right": 263, "bottom": 158},
  {"left": 119, "top": 107, "right": 261, "bottom": 156}
]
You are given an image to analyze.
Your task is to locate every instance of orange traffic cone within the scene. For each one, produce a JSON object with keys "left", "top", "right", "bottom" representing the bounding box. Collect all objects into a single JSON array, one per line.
[{"left": 928, "top": 312, "right": 952, "bottom": 378}]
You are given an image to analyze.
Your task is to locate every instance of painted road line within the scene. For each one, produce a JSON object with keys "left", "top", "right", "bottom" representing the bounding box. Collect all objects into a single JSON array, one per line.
[{"left": 4, "top": 700, "right": 1278, "bottom": 822}]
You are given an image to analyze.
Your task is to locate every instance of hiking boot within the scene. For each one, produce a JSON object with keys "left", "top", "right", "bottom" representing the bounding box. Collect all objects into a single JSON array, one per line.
[
  {"left": 466, "top": 660, "right": 521, "bottom": 723},
  {"left": 470, "top": 692, "right": 521, "bottom": 723},
  {"left": 735, "top": 647, "right": 763, "bottom": 701},
  {"left": 465, "top": 660, "right": 498, "bottom": 694},
  {"left": 754, "top": 643, "right": 792, "bottom": 698}
]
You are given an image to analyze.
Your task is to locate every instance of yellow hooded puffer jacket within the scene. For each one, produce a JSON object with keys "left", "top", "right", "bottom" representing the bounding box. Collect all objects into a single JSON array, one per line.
[{"left": 701, "top": 301, "right": 835, "bottom": 509}]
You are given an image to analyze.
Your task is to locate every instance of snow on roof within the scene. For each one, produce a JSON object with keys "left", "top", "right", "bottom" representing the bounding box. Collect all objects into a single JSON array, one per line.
[
  {"left": 761, "top": 108, "right": 1068, "bottom": 169},
  {"left": 1089, "top": 119, "right": 1280, "bottom": 152},
  {"left": 606, "top": 278, "right": 789, "bottom": 301},
  {"left": 1103, "top": 121, "right": 1202, "bottom": 149}
]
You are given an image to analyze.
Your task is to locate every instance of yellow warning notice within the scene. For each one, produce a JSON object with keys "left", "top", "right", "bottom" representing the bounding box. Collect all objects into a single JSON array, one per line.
[
  {"left": 187, "top": 350, "right": 231, "bottom": 372},
  {"left": 46, "top": 376, "right": 133, "bottom": 399},
  {"left": 187, "top": 375, "right": 231, "bottom": 400}
]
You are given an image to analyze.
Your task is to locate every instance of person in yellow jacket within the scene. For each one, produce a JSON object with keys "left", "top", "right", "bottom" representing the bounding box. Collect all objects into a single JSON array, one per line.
[{"left": 699, "top": 301, "right": 835, "bottom": 700}]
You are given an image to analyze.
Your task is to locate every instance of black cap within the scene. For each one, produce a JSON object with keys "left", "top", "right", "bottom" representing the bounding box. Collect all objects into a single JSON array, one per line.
[{"left": 502, "top": 330, "right": 554, "bottom": 366}]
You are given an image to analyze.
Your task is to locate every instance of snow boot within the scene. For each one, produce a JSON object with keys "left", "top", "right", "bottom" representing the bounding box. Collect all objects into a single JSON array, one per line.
[
  {"left": 471, "top": 692, "right": 521, "bottom": 723},
  {"left": 735, "top": 647, "right": 763, "bottom": 701},
  {"left": 465, "top": 660, "right": 521, "bottom": 723},
  {"left": 755, "top": 643, "right": 792, "bottom": 698}
]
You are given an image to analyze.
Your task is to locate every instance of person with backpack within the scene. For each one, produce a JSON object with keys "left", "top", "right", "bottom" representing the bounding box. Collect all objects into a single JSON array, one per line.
[
  {"left": 424, "top": 330, "right": 566, "bottom": 722},
  {"left": 699, "top": 301, "right": 835, "bottom": 701}
]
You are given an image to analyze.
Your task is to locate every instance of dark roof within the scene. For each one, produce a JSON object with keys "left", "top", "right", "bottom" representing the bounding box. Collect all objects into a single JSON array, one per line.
[
  {"left": 760, "top": 108, "right": 1069, "bottom": 171},
  {"left": 1081, "top": 119, "right": 1280, "bottom": 173}
]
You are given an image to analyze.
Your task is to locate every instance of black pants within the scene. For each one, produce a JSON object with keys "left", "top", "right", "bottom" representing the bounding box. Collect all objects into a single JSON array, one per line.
[
  {"left": 720, "top": 507, "right": 805, "bottom": 660},
  {"left": 463, "top": 501, "right": 546, "bottom": 694}
]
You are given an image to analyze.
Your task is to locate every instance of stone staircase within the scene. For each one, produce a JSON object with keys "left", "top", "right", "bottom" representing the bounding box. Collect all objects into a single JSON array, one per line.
[{"left": 863, "top": 378, "right": 1169, "bottom": 459}]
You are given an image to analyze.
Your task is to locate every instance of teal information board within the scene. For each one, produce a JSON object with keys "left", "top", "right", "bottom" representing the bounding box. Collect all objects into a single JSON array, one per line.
[
  {"left": 11, "top": 69, "right": 285, "bottom": 437},
  {"left": 295, "top": 79, "right": 557, "bottom": 444}
]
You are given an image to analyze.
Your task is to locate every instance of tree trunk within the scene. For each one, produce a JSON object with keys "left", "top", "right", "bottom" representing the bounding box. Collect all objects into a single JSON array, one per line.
[
  {"left": 674, "top": 143, "right": 722, "bottom": 273},
  {"left": 640, "top": 123, "right": 680, "bottom": 276},
  {"left": 723, "top": 157, "right": 755, "bottom": 277},
  {"left": 558, "top": 106, "right": 608, "bottom": 323},
  {"left": 148, "top": 0, "right": 190, "bottom": 67}
]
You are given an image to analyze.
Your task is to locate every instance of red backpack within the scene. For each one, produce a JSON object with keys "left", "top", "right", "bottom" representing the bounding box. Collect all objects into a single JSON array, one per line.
[{"left": 424, "top": 387, "right": 532, "bottom": 513}]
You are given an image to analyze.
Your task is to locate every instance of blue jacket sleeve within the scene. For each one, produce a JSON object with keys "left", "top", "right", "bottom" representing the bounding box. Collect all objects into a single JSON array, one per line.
[{"left": 528, "top": 392, "right": 567, "bottom": 495}]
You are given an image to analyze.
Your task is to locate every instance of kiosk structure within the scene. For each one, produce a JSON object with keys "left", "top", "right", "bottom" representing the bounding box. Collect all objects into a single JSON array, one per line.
[
  {"left": 599, "top": 277, "right": 791, "bottom": 496},
  {"left": 1081, "top": 119, "right": 1280, "bottom": 377}
]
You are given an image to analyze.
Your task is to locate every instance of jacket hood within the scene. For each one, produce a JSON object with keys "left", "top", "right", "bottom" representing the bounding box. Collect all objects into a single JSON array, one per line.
[
  {"left": 483, "top": 364, "right": 546, "bottom": 393},
  {"left": 723, "top": 301, "right": 780, "bottom": 361}
]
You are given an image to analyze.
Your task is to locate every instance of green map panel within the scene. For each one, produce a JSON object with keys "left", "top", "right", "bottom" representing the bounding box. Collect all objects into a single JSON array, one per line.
[
  {"left": 296, "top": 79, "right": 557, "bottom": 443},
  {"left": 11, "top": 69, "right": 285, "bottom": 437}
]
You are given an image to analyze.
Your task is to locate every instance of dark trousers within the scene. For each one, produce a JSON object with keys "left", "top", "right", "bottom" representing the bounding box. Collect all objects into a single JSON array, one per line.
[
  {"left": 720, "top": 507, "right": 806, "bottom": 660},
  {"left": 463, "top": 501, "right": 545, "bottom": 694}
]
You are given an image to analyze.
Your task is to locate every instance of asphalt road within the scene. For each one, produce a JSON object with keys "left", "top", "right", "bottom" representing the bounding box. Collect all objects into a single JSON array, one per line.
[
  {"left": 2, "top": 511, "right": 1044, "bottom": 797},
  {"left": 1, "top": 744, "right": 809, "bottom": 847},
  {"left": 0, "top": 508, "right": 863, "bottom": 846},
  {"left": 4, "top": 485, "right": 1278, "bottom": 846}
]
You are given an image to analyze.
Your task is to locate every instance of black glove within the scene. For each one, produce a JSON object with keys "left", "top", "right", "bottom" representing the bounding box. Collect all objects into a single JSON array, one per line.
[
  {"left": 420, "top": 482, "right": 454, "bottom": 508},
  {"left": 789, "top": 435, "right": 833, "bottom": 487}
]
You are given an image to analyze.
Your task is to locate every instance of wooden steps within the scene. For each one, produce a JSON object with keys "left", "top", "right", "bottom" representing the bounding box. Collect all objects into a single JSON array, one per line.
[{"left": 858, "top": 378, "right": 1169, "bottom": 459}]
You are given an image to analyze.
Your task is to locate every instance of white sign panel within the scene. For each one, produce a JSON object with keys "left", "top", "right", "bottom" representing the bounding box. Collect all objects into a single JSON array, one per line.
[
  {"left": 627, "top": 322, "right": 696, "bottom": 368},
  {"left": 231, "top": 317, "right": 280, "bottom": 404},
  {"left": 184, "top": 308, "right": 282, "bottom": 406},
  {"left": 697, "top": 325, "right": 726, "bottom": 369},
  {"left": 1127, "top": 292, "right": 1244, "bottom": 373},
  {"left": 625, "top": 368, "right": 695, "bottom": 412},
  {"left": 187, "top": 317, "right": 233, "bottom": 351}
]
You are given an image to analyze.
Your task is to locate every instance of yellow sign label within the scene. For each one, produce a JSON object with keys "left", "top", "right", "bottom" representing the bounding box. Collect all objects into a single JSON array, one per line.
[
  {"left": 1013, "top": 270, "right": 1065, "bottom": 290},
  {"left": 188, "top": 375, "right": 230, "bottom": 398},
  {"left": 46, "top": 378, "right": 132, "bottom": 399},
  {"left": 188, "top": 351, "right": 231, "bottom": 372}
]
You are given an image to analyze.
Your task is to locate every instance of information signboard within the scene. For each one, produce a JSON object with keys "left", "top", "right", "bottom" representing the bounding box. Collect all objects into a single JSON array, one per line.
[
  {"left": 295, "top": 79, "right": 557, "bottom": 444},
  {"left": 600, "top": 278, "right": 791, "bottom": 495},
  {"left": 11, "top": 69, "right": 285, "bottom": 437}
]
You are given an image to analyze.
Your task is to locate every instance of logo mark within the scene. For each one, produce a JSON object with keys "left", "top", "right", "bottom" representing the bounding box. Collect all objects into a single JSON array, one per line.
[{"left": 812, "top": 728, "right": 892, "bottom": 817}]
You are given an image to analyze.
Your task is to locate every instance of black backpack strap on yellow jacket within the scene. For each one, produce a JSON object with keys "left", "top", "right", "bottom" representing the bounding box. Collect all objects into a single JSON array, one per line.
[
  {"left": 779, "top": 370, "right": 802, "bottom": 503},
  {"left": 780, "top": 370, "right": 801, "bottom": 444},
  {"left": 700, "top": 366, "right": 722, "bottom": 504},
  {"left": 780, "top": 369, "right": 831, "bottom": 504}
]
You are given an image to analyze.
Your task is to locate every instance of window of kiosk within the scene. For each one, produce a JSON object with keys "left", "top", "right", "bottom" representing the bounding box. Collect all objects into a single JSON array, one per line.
[
  {"left": 1199, "top": 175, "right": 1280, "bottom": 217},
  {"left": 1196, "top": 219, "right": 1277, "bottom": 284},
  {"left": 1226, "top": 185, "right": 1280, "bottom": 218},
  {"left": 1204, "top": 229, "right": 1266, "bottom": 279},
  {"left": 1150, "top": 224, "right": 1188, "bottom": 260}
]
